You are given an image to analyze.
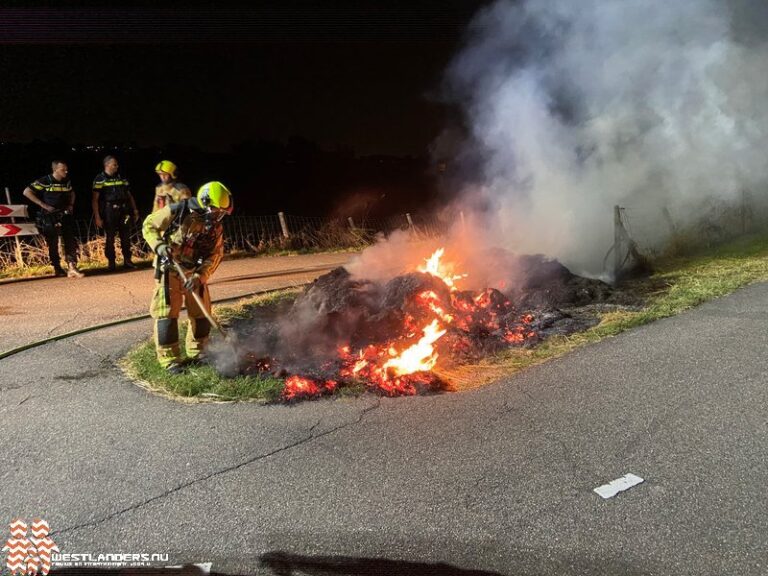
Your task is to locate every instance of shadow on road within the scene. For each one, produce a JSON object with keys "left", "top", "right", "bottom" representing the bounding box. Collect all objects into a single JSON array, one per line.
[
  {"left": 259, "top": 552, "right": 502, "bottom": 575},
  {"left": 43, "top": 549, "right": 654, "bottom": 575}
]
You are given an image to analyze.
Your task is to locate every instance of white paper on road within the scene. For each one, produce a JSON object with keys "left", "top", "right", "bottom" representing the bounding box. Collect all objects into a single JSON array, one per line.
[
  {"left": 594, "top": 473, "right": 644, "bottom": 499},
  {"left": 166, "top": 563, "right": 212, "bottom": 573}
]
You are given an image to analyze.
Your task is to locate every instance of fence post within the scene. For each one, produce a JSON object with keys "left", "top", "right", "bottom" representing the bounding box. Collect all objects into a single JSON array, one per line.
[
  {"left": 459, "top": 210, "right": 466, "bottom": 234},
  {"left": 347, "top": 217, "right": 355, "bottom": 229},
  {"left": 741, "top": 189, "right": 748, "bottom": 234},
  {"left": 5, "top": 187, "right": 24, "bottom": 267},
  {"left": 406, "top": 213, "right": 414, "bottom": 229},
  {"left": 614, "top": 205, "right": 622, "bottom": 279},
  {"left": 278, "top": 211, "right": 290, "bottom": 239}
]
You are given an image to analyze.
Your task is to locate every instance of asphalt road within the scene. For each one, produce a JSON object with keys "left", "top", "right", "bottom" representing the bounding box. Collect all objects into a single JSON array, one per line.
[
  {"left": 1, "top": 263, "right": 767, "bottom": 575},
  {"left": 0, "top": 252, "right": 354, "bottom": 355}
]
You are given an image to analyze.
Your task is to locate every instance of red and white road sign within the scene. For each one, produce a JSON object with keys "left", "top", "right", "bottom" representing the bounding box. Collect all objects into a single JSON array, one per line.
[
  {"left": 0, "top": 204, "right": 30, "bottom": 218},
  {"left": 0, "top": 223, "right": 38, "bottom": 236}
]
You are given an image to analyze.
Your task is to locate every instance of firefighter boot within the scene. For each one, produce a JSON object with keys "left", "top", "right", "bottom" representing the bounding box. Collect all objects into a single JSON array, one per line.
[{"left": 154, "top": 318, "right": 183, "bottom": 372}]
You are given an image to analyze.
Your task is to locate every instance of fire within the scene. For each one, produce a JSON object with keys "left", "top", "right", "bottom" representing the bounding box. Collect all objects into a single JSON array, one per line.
[
  {"left": 417, "top": 290, "right": 454, "bottom": 323},
  {"left": 278, "top": 246, "right": 539, "bottom": 400},
  {"left": 418, "top": 248, "right": 466, "bottom": 290},
  {"left": 283, "top": 375, "right": 337, "bottom": 400},
  {"left": 383, "top": 319, "right": 446, "bottom": 376}
]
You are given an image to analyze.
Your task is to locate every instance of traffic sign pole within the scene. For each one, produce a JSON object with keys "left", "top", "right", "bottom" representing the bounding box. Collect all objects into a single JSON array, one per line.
[{"left": 3, "top": 188, "right": 24, "bottom": 266}]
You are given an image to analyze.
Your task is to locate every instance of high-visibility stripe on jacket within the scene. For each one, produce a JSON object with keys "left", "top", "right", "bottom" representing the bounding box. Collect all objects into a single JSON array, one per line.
[
  {"left": 142, "top": 197, "right": 224, "bottom": 283},
  {"left": 92, "top": 171, "right": 131, "bottom": 205},
  {"left": 30, "top": 174, "right": 73, "bottom": 210}
]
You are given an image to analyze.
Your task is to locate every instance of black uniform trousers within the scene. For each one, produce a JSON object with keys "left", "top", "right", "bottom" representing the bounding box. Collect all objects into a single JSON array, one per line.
[
  {"left": 103, "top": 204, "right": 133, "bottom": 264},
  {"left": 41, "top": 214, "right": 78, "bottom": 269}
]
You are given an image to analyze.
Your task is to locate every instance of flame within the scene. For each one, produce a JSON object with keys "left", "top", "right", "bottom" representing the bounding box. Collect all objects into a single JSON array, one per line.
[
  {"left": 278, "top": 246, "right": 540, "bottom": 400},
  {"left": 418, "top": 248, "right": 467, "bottom": 290},
  {"left": 417, "top": 290, "right": 454, "bottom": 323},
  {"left": 383, "top": 319, "right": 447, "bottom": 376}
]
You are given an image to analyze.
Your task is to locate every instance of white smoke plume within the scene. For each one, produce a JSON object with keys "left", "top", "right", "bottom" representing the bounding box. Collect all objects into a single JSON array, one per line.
[{"left": 441, "top": 0, "right": 768, "bottom": 276}]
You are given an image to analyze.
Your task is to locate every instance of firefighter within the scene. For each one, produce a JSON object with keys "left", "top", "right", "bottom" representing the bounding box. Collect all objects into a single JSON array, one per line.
[
  {"left": 92, "top": 155, "right": 140, "bottom": 271},
  {"left": 142, "top": 181, "right": 233, "bottom": 373},
  {"left": 152, "top": 160, "right": 191, "bottom": 212},
  {"left": 22, "top": 160, "right": 84, "bottom": 278}
]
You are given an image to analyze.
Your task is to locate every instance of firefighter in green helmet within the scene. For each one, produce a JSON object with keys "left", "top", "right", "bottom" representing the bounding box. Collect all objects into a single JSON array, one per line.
[{"left": 142, "top": 181, "right": 233, "bottom": 373}]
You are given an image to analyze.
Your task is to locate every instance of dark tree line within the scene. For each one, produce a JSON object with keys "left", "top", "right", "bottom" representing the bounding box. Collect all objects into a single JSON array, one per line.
[{"left": 0, "top": 138, "right": 443, "bottom": 220}]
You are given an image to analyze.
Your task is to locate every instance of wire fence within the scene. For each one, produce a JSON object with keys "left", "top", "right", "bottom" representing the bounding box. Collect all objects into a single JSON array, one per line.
[
  {"left": 612, "top": 190, "right": 768, "bottom": 278},
  {"left": 0, "top": 210, "right": 448, "bottom": 272}
]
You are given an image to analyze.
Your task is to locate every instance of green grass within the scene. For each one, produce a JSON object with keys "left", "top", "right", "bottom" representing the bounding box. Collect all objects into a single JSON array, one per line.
[
  {"left": 121, "top": 232, "right": 768, "bottom": 402},
  {"left": 491, "top": 232, "right": 768, "bottom": 374},
  {"left": 120, "top": 289, "right": 301, "bottom": 403}
]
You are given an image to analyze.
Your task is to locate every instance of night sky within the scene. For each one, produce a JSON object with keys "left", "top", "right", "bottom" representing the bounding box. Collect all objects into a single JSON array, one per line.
[{"left": 0, "top": 2, "right": 491, "bottom": 156}]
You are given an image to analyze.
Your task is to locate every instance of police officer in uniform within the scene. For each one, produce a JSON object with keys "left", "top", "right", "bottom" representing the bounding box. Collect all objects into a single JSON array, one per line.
[
  {"left": 142, "top": 182, "right": 233, "bottom": 373},
  {"left": 92, "top": 155, "right": 140, "bottom": 271},
  {"left": 22, "top": 160, "right": 84, "bottom": 278},
  {"left": 152, "top": 160, "right": 191, "bottom": 213}
]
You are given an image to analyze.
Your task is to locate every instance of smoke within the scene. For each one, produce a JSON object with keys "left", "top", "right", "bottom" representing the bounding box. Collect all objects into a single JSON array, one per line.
[{"left": 441, "top": 0, "right": 768, "bottom": 275}]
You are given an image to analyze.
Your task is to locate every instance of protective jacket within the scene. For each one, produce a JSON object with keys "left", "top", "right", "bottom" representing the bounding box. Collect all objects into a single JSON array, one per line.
[
  {"left": 142, "top": 197, "right": 224, "bottom": 282},
  {"left": 153, "top": 181, "right": 191, "bottom": 213},
  {"left": 141, "top": 197, "right": 224, "bottom": 369}
]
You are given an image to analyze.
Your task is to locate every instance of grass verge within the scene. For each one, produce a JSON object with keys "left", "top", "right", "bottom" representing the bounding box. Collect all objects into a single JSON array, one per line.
[
  {"left": 486, "top": 232, "right": 768, "bottom": 379},
  {"left": 121, "top": 232, "right": 768, "bottom": 402},
  {"left": 120, "top": 289, "right": 300, "bottom": 403}
]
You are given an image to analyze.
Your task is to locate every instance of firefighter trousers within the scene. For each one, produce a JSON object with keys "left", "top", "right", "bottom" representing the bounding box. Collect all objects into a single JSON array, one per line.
[{"left": 149, "top": 269, "right": 212, "bottom": 367}]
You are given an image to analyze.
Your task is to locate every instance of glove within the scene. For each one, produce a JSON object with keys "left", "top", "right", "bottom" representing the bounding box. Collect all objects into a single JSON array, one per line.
[
  {"left": 184, "top": 273, "right": 202, "bottom": 292},
  {"left": 155, "top": 243, "right": 170, "bottom": 258}
]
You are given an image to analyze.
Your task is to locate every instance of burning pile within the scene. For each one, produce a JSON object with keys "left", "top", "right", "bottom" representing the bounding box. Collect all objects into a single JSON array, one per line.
[{"left": 236, "top": 248, "right": 612, "bottom": 400}]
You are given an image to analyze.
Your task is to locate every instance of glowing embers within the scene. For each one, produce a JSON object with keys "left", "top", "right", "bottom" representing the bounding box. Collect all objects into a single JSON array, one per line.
[
  {"left": 273, "top": 247, "right": 540, "bottom": 401},
  {"left": 282, "top": 375, "right": 337, "bottom": 400}
]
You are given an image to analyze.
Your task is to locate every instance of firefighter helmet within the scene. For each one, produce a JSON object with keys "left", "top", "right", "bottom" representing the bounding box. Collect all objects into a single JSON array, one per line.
[
  {"left": 155, "top": 160, "right": 177, "bottom": 178},
  {"left": 197, "top": 181, "right": 233, "bottom": 215}
]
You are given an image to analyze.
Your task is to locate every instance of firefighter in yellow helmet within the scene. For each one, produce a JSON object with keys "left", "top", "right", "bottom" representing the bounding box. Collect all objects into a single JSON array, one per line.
[
  {"left": 142, "top": 182, "right": 233, "bottom": 373},
  {"left": 152, "top": 160, "right": 191, "bottom": 213}
]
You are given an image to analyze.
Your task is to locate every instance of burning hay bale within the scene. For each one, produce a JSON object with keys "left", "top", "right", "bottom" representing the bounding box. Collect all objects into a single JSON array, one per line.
[{"left": 230, "top": 248, "right": 620, "bottom": 401}]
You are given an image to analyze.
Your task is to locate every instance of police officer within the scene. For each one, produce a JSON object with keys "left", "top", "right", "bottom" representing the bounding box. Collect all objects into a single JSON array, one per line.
[
  {"left": 142, "top": 181, "right": 233, "bottom": 373},
  {"left": 22, "top": 160, "right": 84, "bottom": 278},
  {"left": 152, "top": 160, "right": 191, "bottom": 213},
  {"left": 92, "top": 155, "right": 139, "bottom": 271}
]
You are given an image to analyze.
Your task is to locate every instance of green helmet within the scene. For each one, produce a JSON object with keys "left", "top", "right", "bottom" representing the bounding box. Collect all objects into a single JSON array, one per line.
[{"left": 197, "top": 181, "right": 233, "bottom": 215}]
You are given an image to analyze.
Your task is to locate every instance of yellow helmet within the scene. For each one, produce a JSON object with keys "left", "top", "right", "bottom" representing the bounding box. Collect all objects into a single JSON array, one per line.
[
  {"left": 197, "top": 181, "right": 233, "bottom": 216},
  {"left": 155, "top": 160, "right": 177, "bottom": 178}
]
